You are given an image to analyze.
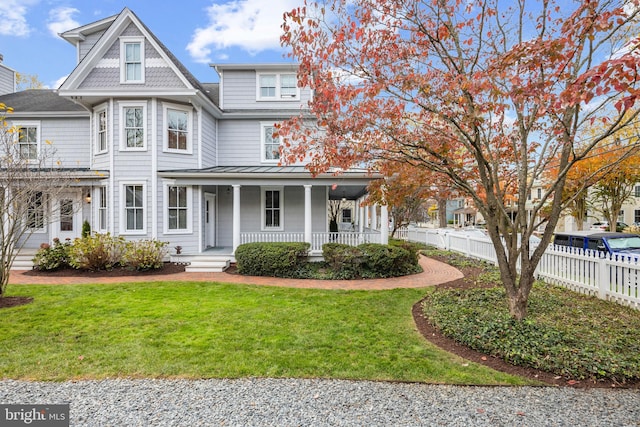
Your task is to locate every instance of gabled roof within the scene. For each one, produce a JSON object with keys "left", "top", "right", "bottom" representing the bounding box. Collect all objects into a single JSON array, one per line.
[
  {"left": 59, "top": 13, "right": 119, "bottom": 44},
  {"left": 0, "top": 90, "right": 88, "bottom": 117},
  {"left": 58, "top": 7, "right": 221, "bottom": 115}
]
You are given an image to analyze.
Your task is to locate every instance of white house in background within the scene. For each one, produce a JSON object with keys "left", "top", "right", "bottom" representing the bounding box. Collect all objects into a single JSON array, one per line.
[{"left": 0, "top": 8, "right": 385, "bottom": 270}]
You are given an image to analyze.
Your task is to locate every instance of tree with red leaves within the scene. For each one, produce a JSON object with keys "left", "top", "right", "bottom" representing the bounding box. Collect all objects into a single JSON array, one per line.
[{"left": 279, "top": 0, "right": 640, "bottom": 319}]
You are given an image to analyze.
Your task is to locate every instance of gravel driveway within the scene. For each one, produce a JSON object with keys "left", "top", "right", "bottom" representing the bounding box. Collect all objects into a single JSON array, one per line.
[{"left": 1, "top": 378, "right": 637, "bottom": 426}]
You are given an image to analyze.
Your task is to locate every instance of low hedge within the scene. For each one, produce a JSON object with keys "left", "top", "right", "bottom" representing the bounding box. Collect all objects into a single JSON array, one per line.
[
  {"left": 235, "top": 242, "right": 310, "bottom": 277},
  {"left": 322, "top": 242, "right": 421, "bottom": 279}
]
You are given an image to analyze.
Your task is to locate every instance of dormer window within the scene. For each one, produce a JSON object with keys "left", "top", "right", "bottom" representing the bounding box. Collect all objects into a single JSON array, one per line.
[
  {"left": 257, "top": 73, "right": 299, "bottom": 100},
  {"left": 120, "top": 37, "right": 145, "bottom": 84}
]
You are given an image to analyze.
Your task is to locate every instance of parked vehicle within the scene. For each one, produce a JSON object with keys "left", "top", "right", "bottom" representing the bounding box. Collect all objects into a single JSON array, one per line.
[
  {"left": 553, "top": 231, "right": 640, "bottom": 257},
  {"left": 589, "top": 221, "right": 628, "bottom": 232}
]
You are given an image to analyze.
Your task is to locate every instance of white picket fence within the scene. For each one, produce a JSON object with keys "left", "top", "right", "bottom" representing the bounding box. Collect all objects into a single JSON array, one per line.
[
  {"left": 240, "top": 231, "right": 381, "bottom": 252},
  {"left": 407, "top": 227, "right": 640, "bottom": 310}
]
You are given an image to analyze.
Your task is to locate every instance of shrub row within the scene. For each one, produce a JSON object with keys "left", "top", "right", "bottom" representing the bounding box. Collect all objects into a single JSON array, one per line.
[
  {"left": 33, "top": 234, "right": 169, "bottom": 272},
  {"left": 235, "top": 241, "right": 421, "bottom": 279},
  {"left": 323, "top": 242, "right": 421, "bottom": 279},
  {"left": 235, "top": 242, "right": 310, "bottom": 278}
]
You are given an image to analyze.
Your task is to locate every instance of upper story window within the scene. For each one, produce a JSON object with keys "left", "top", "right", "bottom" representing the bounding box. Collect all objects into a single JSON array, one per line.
[
  {"left": 14, "top": 122, "right": 39, "bottom": 160},
  {"left": 163, "top": 104, "right": 191, "bottom": 153},
  {"left": 120, "top": 102, "right": 147, "bottom": 151},
  {"left": 257, "top": 73, "right": 299, "bottom": 100},
  {"left": 635, "top": 185, "right": 640, "bottom": 198},
  {"left": 261, "top": 123, "right": 280, "bottom": 162},
  {"left": 120, "top": 37, "right": 145, "bottom": 84},
  {"left": 96, "top": 108, "right": 108, "bottom": 154}
]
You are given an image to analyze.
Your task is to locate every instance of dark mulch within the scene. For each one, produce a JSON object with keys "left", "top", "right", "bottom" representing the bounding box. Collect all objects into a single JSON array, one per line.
[
  {"left": 0, "top": 296, "right": 34, "bottom": 309},
  {"left": 413, "top": 255, "right": 640, "bottom": 389},
  {"left": 22, "top": 262, "right": 186, "bottom": 277}
]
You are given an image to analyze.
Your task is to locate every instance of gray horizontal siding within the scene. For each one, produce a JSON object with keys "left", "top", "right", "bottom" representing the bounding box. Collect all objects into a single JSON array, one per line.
[
  {"left": 0, "top": 66, "right": 15, "bottom": 95},
  {"left": 201, "top": 111, "right": 217, "bottom": 167},
  {"left": 41, "top": 117, "right": 91, "bottom": 168},
  {"left": 217, "top": 120, "right": 260, "bottom": 166},
  {"left": 221, "top": 70, "right": 311, "bottom": 109}
]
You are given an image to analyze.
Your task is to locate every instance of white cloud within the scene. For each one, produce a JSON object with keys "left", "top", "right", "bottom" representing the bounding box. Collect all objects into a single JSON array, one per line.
[
  {"left": 47, "top": 7, "right": 80, "bottom": 38},
  {"left": 0, "top": 0, "right": 36, "bottom": 37},
  {"left": 52, "top": 74, "right": 69, "bottom": 90},
  {"left": 187, "top": 0, "right": 301, "bottom": 63}
]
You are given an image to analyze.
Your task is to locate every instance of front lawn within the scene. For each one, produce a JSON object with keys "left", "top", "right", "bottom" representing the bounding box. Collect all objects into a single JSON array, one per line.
[{"left": 0, "top": 281, "right": 529, "bottom": 384}]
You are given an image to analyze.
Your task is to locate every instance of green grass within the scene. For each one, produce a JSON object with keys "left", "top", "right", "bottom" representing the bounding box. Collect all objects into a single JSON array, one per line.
[{"left": 0, "top": 281, "right": 530, "bottom": 385}]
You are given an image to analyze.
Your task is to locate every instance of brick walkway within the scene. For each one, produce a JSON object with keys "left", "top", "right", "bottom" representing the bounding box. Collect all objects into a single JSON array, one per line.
[{"left": 9, "top": 256, "right": 463, "bottom": 290}]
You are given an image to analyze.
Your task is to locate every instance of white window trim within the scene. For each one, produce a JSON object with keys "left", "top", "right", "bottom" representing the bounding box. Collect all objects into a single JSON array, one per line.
[
  {"left": 120, "top": 181, "right": 147, "bottom": 235},
  {"left": 260, "top": 122, "right": 281, "bottom": 163},
  {"left": 119, "top": 101, "right": 147, "bottom": 151},
  {"left": 12, "top": 120, "right": 40, "bottom": 162},
  {"left": 261, "top": 186, "right": 284, "bottom": 231},
  {"left": 162, "top": 103, "right": 193, "bottom": 154},
  {"left": 120, "top": 36, "right": 145, "bottom": 84},
  {"left": 94, "top": 105, "right": 108, "bottom": 155},
  {"left": 256, "top": 72, "right": 300, "bottom": 101},
  {"left": 163, "top": 184, "right": 193, "bottom": 234}
]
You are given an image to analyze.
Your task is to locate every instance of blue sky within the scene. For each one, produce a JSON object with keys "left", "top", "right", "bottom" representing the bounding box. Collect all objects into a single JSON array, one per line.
[{"left": 0, "top": 0, "right": 303, "bottom": 88}]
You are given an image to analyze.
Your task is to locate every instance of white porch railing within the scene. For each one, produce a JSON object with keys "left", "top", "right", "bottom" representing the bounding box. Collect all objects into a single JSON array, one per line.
[
  {"left": 407, "top": 227, "right": 640, "bottom": 310},
  {"left": 240, "top": 231, "right": 381, "bottom": 252}
]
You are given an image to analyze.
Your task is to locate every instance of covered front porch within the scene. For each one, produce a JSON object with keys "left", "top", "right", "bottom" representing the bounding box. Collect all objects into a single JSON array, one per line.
[{"left": 159, "top": 166, "right": 387, "bottom": 257}]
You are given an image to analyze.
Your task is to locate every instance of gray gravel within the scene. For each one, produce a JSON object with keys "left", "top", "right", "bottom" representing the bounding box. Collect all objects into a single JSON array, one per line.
[{"left": 0, "top": 378, "right": 638, "bottom": 426}]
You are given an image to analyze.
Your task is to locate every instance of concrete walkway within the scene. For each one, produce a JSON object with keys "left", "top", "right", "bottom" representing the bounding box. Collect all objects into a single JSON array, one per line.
[{"left": 9, "top": 255, "right": 463, "bottom": 290}]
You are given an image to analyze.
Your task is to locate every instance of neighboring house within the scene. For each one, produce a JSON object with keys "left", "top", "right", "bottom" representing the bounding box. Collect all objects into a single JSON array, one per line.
[{"left": 0, "top": 8, "right": 384, "bottom": 269}]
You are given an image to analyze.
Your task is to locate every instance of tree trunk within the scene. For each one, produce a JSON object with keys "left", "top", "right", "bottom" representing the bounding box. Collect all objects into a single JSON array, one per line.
[
  {"left": 437, "top": 198, "right": 448, "bottom": 228},
  {"left": 504, "top": 270, "right": 537, "bottom": 320}
]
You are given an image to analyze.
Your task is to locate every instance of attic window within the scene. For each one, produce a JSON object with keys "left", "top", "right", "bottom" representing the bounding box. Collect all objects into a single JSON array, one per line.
[{"left": 120, "top": 37, "right": 145, "bottom": 84}]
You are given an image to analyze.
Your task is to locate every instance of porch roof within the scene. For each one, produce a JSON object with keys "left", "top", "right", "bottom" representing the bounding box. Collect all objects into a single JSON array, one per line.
[{"left": 158, "top": 166, "right": 379, "bottom": 199}]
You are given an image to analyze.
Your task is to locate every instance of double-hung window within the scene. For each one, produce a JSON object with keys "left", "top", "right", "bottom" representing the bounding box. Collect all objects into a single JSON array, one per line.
[
  {"left": 166, "top": 185, "right": 191, "bottom": 233},
  {"left": 120, "top": 37, "right": 144, "bottom": 83},
  {"left": 14, "top": 122, "right": 39, "bottom": 160},
  {"left": 96, "top": 108, "right": 108, "bottom": 154},
  {"left": 257, "top": 73, "right": 299, "bottom": 100},
  {"left": 123, "top": 184, "right": 145, "bottom": 233},
  {"left": 120, "top": 102, "right": 146, "bottom": 150},
  {"left": 98, "top": 187, "right": 108, "bottom": 232},
  {"left": 262, "top": 188, "right": 283, "bottom": 230},
  {"left": 261, "top": 123, "right": 280, "bottom": 162},
  {"left": 164, "top": 104, "right": 191, "bottom": 153}
]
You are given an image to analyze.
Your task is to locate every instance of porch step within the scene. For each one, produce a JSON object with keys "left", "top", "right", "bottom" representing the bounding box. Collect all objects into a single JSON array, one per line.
[
  {"left": 184, "top": 256, "right": 230, "bottom": 273},
  {"left": 12, "top": 249, "right": 38, "bottom": 270}
]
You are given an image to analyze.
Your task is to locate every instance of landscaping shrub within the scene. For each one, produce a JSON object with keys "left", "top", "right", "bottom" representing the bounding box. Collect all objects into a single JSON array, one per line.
[
  {"left": 235, "top": 242, "right": 310, "bottom": 277},
  {"left": 322, "top": 243, "right": 365, "bottom": 279},
  {"left": 421, "top": 283, "right": 640, "bottom": 383},
  {"left": 32, "top": 238, "right": 72, "bottom": 271},
  {"left": 358, "top": 243, "right": 419, "bottom": 278},
  {"left": 123, "top": 239, "right": 169, "bottom": 271},
  {"left": 67, "top": 233, "right": 126, "bottom": 270},
  {"left": 389, "top": 239, "right": 423, "bottom": 264}
]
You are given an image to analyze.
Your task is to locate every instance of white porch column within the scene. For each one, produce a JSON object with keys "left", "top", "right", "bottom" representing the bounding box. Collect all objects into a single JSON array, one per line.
[
  {"left": 363, "top": 201, "right": 370, "bottom": 230},
  {"left": 380, "top": 205, "right": 389, "bottom": 245},
  {"left": 371, "top": 204, "right": 378, "bottom": 230},
  {"left": 358, "top": 199, "right": 365, "bottom": 233},
  {"left": 232, "top": 185, "right": 241, "bottom": 253},
  {"left": 304, "top": 185, "right": 312, "bottom": 246}
]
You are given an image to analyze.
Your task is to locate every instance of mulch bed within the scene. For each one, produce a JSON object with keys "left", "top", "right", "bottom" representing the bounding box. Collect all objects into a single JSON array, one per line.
[
  {"left": 21, "top": 262, "right": 186, "bottom": 277},
  {"left": 413, "top": 255, "right": 640, "bottom": 389}
]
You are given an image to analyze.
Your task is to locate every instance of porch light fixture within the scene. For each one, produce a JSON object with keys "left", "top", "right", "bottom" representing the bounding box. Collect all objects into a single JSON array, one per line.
[{"left": 85, "top": 192, "right": 92, "bottom": 204}]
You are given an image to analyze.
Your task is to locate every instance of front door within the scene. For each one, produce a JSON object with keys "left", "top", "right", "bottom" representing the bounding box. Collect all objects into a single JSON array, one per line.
[
  {"left": 54, "top": 192, "right": 82, "bottom": 241},
  {"left": 204, "top": 193, "right": 216, "bottom": 248}
]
